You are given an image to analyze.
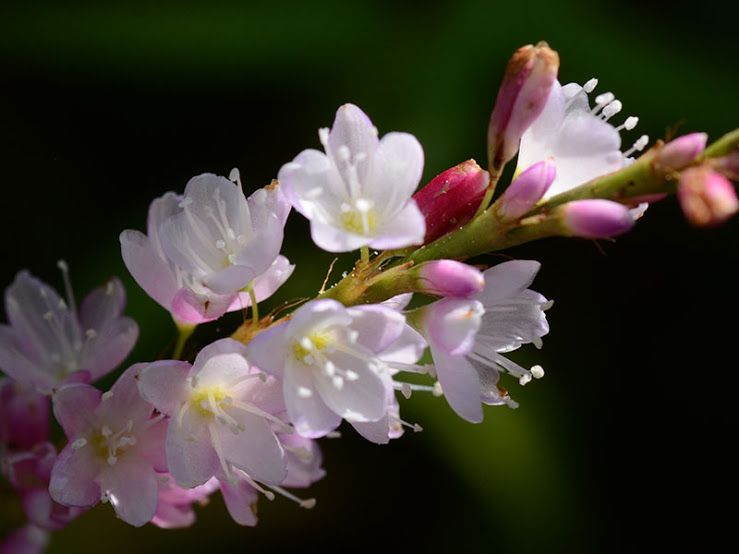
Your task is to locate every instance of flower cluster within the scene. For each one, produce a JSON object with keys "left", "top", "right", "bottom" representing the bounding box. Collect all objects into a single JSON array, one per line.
[{"left": 2, "top": 42, "right": 738, "bottom": 553}]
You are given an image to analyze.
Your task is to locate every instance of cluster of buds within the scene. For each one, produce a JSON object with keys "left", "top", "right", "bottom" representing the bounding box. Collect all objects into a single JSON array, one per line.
[{"left": 2, "top": 42, "right": 737, "bottom": 553}]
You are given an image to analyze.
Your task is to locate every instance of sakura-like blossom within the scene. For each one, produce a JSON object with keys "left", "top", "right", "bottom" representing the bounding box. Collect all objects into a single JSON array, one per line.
[
  {"left": 48, "top": 364, "right": 168, "bottom": 527},
  {"left": 120, "top": 173, "right": 294, "bottom": 324},
  {"left": 0, "top": 267, "right": 138, "bottom": 394},
  {"left": 415, "top": 260, "right": 551, "bottom": 423},
  {"left": 246, "top": 299, "right": 409, "bottom": 438},
  {"left": 135, "top": 338, "right": 288, "bottom": 490},
  {"left": 278, "top": 103, "right": 426, "bottom": 252},
  {"left": 516, "top": 78, "right": 649, "bottom": 201}
]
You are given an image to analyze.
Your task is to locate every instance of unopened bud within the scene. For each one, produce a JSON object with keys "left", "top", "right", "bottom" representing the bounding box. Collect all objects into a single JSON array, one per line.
[
  {"left": 677, "top": 166, "right": 738, "bottom": 227},
  {"left": 487, "top": 42, "right": 559, "bottom": 172},
  {"left": 413, "top": 159, "right": 489, "bottom": 243},
  {"left": 656, "top": 132, "right": 707, "bottom": 170},
  {"left": 412, "top": 260, "right": 485, "bottom": 298},
  {"left": 558, "top": 199, "right": 635, "bottom": 238},
  {"left": 493, "top": 158, "right": 556, "bottom": 220}
]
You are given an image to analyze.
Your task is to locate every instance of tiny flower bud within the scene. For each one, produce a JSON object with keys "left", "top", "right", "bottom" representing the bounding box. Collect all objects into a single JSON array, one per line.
[
  {"left": 411, "top": 260, "right": 485, "bottom": 298},
  {"left": 558, "top": 199, "right": 635, "bottom": 238},
  {"left": 413, "top": 159, "right": 489, "bottom": 243},
  {"left": 677, "top": 166, "right": 739, "bottom": 227},
  {"left": 487, "top": 42, "right": 559, "bottom": 172},
  {"left": 655, "top": 132, "right": 708, "bottom": 170},
  {"left": 493, "top": 158, "right": 556, "bottom": 220}
]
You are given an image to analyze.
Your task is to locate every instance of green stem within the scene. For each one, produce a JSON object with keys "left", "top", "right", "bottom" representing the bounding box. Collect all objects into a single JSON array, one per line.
[
  {"left": 173, "top": 321, "right": 197, "bottom": 360},
  {"left": 360, "top": 246, "right": 370, "bottom": 264},
  {"left": 703, "top": 128, "right": 739, "bottom": 158},
  {"left": 249, "top": 287, "right": 259, "bottom": 323}
]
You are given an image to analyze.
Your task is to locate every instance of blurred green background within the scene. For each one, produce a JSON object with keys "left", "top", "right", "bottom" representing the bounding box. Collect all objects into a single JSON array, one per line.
[{"left": 1, "top": 1, "right": 737, "bottom": 553}]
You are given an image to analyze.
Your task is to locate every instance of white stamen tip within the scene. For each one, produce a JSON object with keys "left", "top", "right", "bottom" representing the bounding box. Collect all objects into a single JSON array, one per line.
[
  {"left": 228, "top": 167, "right": 241, "bottom": 183},
  {"left": 71, "top": 438, "right": 87, "bottom": 449},
  {"left": 86, "top": 328, "right": 97, "bottom": 339},
  {"left": 519, "top": 374, "right": 533, "bottom": 386},
  {"left": 300, "top": 498, "right": 317, "bottom": 509},
  {"left": 401, "top": 382, "right": 412, "bottom": 399},
  {"left": 264, "top": 491, "right": 276, "bottom": 501},
  {"left": 101, "top": 391, "right": 113, "bottom": 401},
  {"left": 432, "top": 381, "right": 443, "bottom": 397},
  {"left": 531, "top": 365, "right": 545, "bottom": 379},
  {"left": 602, "top": 100, "right": 622, "bottom": 119},
  {"left": 413, "top": 424, "right": 423, "bottom": 433},
  {"left": 624, "top": 116, "right": 639, "bottom": 130},
  {"left": 107, "top": 455, "right": 117, "bottom": 466},
  {"left": 595, "top": 92, "right": 615, "bottom": 105},
  {"left": 583, "top": 78, "right": 598, "bottom": 93},
  {"left": 634, "top": 135, "right": 649, "bottom": 150}
]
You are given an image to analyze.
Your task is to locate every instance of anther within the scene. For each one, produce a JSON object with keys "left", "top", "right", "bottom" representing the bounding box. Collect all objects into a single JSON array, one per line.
[
  {"left": 86, "top": 329, "right": 97, "bottom": 339},
  {"left": 594, "top": 92, "right": 615, "bottom": 106},
  {"left": 601, "top": 100, "right": 623, "bottom": 121},
  {"left": 624, "top": 135, "right": 650, "bottom": 157},
  {"left": 531, "top": 365, "right": 545, "bottom": 379},
  {"left": 101, "top": 391, "right": 113, "bottom": 401},
  {"left": 616, "top": 116, "right": 639, "bottom": 132},
  {"left": 71, "top": 438, "right": 87, "bottom": 449},
  {"left": 583, "top": 78, "right": 598, "bottom": 93}
]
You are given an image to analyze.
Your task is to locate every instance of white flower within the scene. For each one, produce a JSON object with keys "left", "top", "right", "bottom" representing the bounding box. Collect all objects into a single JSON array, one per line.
[
  {"left": 517, "top": 79, "right": 649, "bottom": 201},
  {"left": 246, "top": 299, "right": 409, "bottom": 438},
  {"left": 419, "top": 260, "right": 551, "bottom": 423},
  {"left": 278, "top": 103, "right": 426, "bottom": 252}
]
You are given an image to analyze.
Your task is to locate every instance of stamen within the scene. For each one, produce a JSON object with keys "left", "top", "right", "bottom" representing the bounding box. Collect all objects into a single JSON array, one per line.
[
  {"left": 71, "top": 438, "right": 87, "bottom": 449},
  {"left": 267, "top": 485, "right": 316, "bottom": 509},
  {"left": 228, "top": 167, "right": 243, "bottom": 190},
  {"left": 583, "top": 78, "right": 598, "bottom": 93},
  {"left": 624, "top": 135, "right": 650, "bottom": 157},
  {"left": 601, "top": 100, "right": 622, "bottom": 121},
  {"left": 56, "top": 259, "right": 77, "bottom": 315},
  {"left": 616, "top": 116, "right": 639, "bottom": 132},
  {"left": 531, "top": 365, "right": 545, "bottom": 379},
  {"left": 101, "top": 391, "right": 113, "bottom": 401}
]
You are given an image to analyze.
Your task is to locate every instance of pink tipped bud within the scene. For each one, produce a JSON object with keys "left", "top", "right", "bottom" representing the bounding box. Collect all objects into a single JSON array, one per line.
[
  {"left": 558, "top": 199, "right": 635, "bottom": 238},
  {"left": 412, "top": 260, "right": 485, "bottom": 298},
  {"left": 413, "top": 159, "right": 489, "bottom": 243},
  {"left": 677, "top": 166, "right": 738, "bottom": 227},
  {"left": 494, "top": 158, "right": 556, "bottom": 220},
  {"left": 656, "top": 132, "right": 708, "bottom": 170},
  {"left": 487, "top": 42, "right": 559, "bottom": 172}
]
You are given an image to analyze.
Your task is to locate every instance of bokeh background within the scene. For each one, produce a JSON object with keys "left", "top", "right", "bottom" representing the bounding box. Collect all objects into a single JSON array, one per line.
[{"left": 1, "top": 1, "right": 737, "bottom": 553}]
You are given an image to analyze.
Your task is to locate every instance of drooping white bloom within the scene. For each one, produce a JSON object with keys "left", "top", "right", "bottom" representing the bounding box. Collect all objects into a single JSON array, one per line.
[
  {"left": 417, "top": 260, "right": 551, "bottom": 423},
  {"left": 278, "top": 103, "right": 426, "bottom": 252},
  {"left": 516, "top": 78, "right": 649, "bottom": 201},
  {"left": 120, "top": 172, "right": 294, "bottom": 324},
  {"left": 0, "top": 267, "right": 138, "bottom": 394},
  {"left": 246, "top": 299, "right": 408, "bottom": 438},
  {"left": 135, "top": 338, "right": 289, "bottom": 490}
]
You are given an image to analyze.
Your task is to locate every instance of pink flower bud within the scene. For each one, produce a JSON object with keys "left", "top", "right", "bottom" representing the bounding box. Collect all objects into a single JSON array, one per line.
[
  {"left": 677, "top": 166, "right": 739, "bottom": 227},
  {"left": 494, "top": 158, "right": 556, "bottom": 220},
  {"left": 412, "top": 260, "right": 485, "bottom": 298},
  {"left": 487, "top": 42, "right": 559, "bottom": 171},
  {"left": 656, "top": 132, "right": 707, "bottom": 169},
  {"left": 558, "top": 199, "right": 635, "bottom": 238},
  {"left": 413, "top": 159, "right": 489, "bottom": 243}
]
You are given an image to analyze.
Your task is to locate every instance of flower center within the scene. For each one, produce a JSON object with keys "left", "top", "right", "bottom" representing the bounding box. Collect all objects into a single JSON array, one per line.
[
  {"left": 91, "top": 420, "right": 136, "bottom": 466},
  {"left": 190, "top": 385, "right": 229, "bottom": 418},
  {"left": 292, "top": 330, "right": 335, "bottom": 364},
  {"left": 339, "top": 199, "right": 377, "bottom": 235}
]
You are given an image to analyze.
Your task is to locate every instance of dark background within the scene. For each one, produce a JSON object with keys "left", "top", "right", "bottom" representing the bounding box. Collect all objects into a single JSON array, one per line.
[{"left": 1, "top": 1, "right": 737, "bottom": 552}]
